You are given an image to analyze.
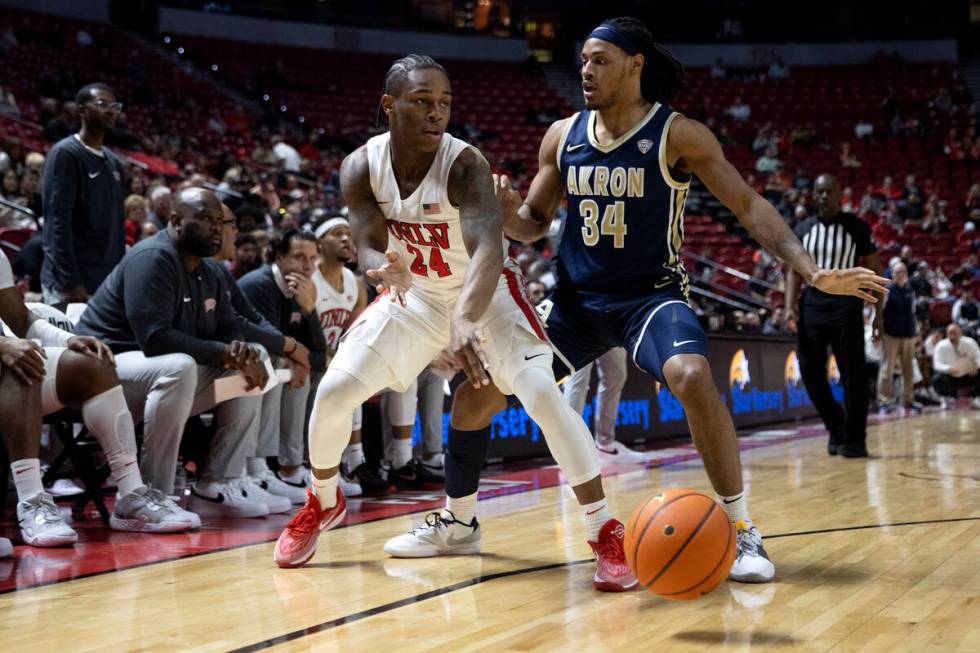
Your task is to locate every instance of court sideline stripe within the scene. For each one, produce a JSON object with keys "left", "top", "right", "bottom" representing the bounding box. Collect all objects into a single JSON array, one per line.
[{"left": 232, "top": 515, "right": 980, "bottom": 651}]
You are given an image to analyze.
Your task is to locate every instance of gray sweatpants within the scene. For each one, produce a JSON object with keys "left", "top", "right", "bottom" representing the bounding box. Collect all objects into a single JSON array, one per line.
[
  {"left": 255, "top": 358, "right": 311, "bottom": 467},
  {"left": 562, "top": 347, "right": 627, "bottom": 445},
  {"left": 115, "top": 350, "right": 263, "bottom": 494}
]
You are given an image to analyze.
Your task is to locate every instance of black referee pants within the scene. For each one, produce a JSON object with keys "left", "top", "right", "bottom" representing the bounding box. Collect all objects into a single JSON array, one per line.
[{"left": 796, "top": 298, "right": 868, "bottom": 449}]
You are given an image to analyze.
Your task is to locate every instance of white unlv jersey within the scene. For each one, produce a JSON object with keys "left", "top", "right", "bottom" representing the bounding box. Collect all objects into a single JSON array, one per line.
[
  {"left": 366, "top": 131, "right": 505, "bottom": 307},
  {"left": 312, "top": 266, "right": 359, "bottom": 352}
]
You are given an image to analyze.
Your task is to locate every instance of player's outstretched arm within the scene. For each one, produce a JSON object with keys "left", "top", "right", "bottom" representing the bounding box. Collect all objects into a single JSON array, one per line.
[
  {"left": 340, "top": 147, "right": 411, "bottom": 304},
  {"left": 668, "top": 116, "right": 889, "bottom": 303},
  {"left": 497, "top": 118, "right": 569, "bottom": 243},
  {"left": 448, "top": 147, "right": 503, "bottom": 387}
]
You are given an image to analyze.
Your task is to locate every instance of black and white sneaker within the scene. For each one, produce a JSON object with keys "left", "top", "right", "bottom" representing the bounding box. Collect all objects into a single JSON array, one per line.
[
  {"left": 352, "top": 462, "right": 395, "bottom": 495},
  {"left": 729, "top": 521, "right": 775, "bottom": 583},
  {"left": 188, "top": 480, "right": 270, "bottom": 518},
  {"left": 384, "top": 510, "right": 481, "bottom": 557},
  {"left": 389, "top": 459, "right": 445, "bottom": 490}
]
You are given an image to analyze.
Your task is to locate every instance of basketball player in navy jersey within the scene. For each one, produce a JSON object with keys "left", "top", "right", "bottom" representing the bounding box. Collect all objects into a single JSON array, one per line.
[{"left": 386, "top": 17, "right": 889, "bottom": 583}]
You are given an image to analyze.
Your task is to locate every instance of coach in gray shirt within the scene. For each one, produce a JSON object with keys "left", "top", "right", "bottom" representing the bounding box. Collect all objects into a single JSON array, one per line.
[
  {"left": 41, "top": 83, "right": 125, "bottom": 303},
  {"left": 76, "top": 188, "right": 273, "bottom": 519}
]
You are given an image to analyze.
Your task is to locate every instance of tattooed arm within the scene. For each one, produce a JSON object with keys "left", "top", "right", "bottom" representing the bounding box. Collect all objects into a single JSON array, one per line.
[
  {"left": 447, "top": 146, "right": 504, "bottom": 386},
  {"left": 667, "top": 116, "right": 888, "bottom": 302}
]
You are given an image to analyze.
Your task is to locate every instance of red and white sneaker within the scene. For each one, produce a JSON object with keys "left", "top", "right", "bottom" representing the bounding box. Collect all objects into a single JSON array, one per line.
[
  {"left": 273, "top": 488, "right": 346, "bottom": 569},
  {"left": 588, "top": 519, "right": 638, "bottom": 592}
]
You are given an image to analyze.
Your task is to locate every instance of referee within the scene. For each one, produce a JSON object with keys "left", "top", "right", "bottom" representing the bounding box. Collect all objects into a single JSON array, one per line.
[{"left": 785, "top": 174, "right": 885, "bottom": 458}]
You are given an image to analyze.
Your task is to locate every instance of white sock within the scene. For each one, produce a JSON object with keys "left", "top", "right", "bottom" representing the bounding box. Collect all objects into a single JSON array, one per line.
[
  {"left": 583, "top": 498, "right": 612, "bottom": 541},
  {"left": 391, "top": 438, "right": 413, "bottom": 469},
  {"left": 82, "top": 386, "right": 143, "bottom": 497},
  {"left": 342, "top": 443, "right": 365, "bottom": 470},
  {"left": 445, "top": 492, "right": 477, "bottom": 525},
  {"left": 11, "top": 458, "right": 44, "bottom": 502},
  {"left": 717, "top": 492, "right": 751, "bottom": 525},
  {"left": 314, "top": 475, "right": 338, "bottom": 510},
  {"left": 246, "top": 457, "right": 269, "bottom": 476}
]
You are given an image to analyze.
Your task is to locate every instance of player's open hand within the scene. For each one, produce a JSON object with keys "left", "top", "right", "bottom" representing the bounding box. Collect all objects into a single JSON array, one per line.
[
  {"left": 0, "top": 337, "right": 46, "bottom": 386},
  {"left": 366, "top": 250, "right": 411, "bottom": 306},
  {"left": 451, "top": 317, "right": 490, "bottom": 388},
  {"left": 67, "top": 335, "right": 116, "bottom": 366},
  {"left": 493, "top": 174, "right": 523, "bottom": 230},
  {"left": 811, "top": 267, "right": 889, "bottom": 303}
]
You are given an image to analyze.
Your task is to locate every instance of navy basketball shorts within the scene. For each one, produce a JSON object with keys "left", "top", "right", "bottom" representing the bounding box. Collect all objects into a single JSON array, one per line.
[{"left": 539, "top": 285, "right": 709, "bottom": 387}]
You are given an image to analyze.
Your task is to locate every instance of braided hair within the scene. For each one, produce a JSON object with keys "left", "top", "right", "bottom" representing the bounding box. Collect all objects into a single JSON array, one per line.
[
  {"left": 602, "top": 17, "right": 685, "bottom": 104},
  {"left": 376, "top": 54, "right": 449, "bottom": 126}
]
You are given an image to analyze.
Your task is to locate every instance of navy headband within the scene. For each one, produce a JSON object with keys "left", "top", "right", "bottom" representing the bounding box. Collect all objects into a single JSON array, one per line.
[{"left": 587, "top": 24, "right": 638, "bottom": 56}]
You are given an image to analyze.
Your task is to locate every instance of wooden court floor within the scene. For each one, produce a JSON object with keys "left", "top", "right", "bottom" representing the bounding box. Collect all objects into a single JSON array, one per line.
[{"left": 2, "top": 408, "right": 979, "bottom": 652}]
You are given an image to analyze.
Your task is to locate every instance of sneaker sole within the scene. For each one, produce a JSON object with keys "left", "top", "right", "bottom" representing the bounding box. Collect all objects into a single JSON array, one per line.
[
  {"left": 21, "top": 532, "right": 77, "bottom": 547},
  {"left": 729, "top": 570, "right": 775, "bottom": 583},
  {"left": 593, "top": 577, "right": 639, "bottom": 592},
  {"left": 274, "top": 505, "right": 347, "bottom": 569},
  {"left": 384, "top": 541, "right": 481, "bottom": 558},
  {"left": 109, "top": 515, "right": 194, "bottom": 533}
]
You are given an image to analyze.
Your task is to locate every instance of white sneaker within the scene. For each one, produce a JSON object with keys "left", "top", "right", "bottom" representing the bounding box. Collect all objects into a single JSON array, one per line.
[
  {"left": 596, "top": 440, "right": 648, "bottom": 464},
  {"left": 339, "top": 470, "right": 363, "bottom": 497},
  {"left": 971, "top": 397, "right": 980, "bottom": 410},
  {"left": 188, "top": 480, "right": 270, "bottom": 518},
  {"left": 110, "top": 486, "right": 195, "bottom": 533},
  {"left": 17, "top": 492, "right": 78, "bottom": 547},
  {"left": 242, "top": 478, "right": 292, "bottom": 514},
  {"left": 46, "top": 478, "right": 85, "bottom": 498},
  {"left": 164, "top": 494, "right": 202, "bottom": 529},
  {"left": 0, "top": 537, "right": 12, "bottom": 558},
  {"left": 384, "top": 510, "right": 481, "bottom": 558},
  {"left": 253, "top": 470, "right": 307, "bottom": 504},
  {"left": 729, "top": 521, "right": 775, "bottom": 583}
]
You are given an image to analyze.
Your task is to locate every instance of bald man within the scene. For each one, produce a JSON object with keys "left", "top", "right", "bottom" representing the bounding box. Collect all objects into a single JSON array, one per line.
[{"left": 76, "top": 188, "right": 275, "bottom": 520}]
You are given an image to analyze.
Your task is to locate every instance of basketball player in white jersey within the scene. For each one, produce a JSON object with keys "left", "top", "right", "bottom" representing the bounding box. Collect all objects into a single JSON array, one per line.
[
  {"left": 274, "top": 55, "right": 636, "bottom": 590},
  {"left": 311, "top": 216, "right": 369, "bottom": 496}
]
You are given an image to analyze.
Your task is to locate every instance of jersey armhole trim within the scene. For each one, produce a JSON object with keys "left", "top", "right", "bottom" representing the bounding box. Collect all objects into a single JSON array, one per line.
[
  {"left": 555, "top": 114, "right": 577, "bottom": 170},
  {"left": 659, "top": 112, "right": 692, "bottom": 190}
]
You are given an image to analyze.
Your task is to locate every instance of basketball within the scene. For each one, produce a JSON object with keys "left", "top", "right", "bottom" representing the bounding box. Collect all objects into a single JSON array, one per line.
[{"left": 624, "top": 488, "right": 737, "bottom": 600}]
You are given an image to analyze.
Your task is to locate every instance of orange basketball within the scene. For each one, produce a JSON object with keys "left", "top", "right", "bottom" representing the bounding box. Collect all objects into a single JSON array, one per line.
[{"left": 624, "top": 488, "right": 736, "bottom": 600}]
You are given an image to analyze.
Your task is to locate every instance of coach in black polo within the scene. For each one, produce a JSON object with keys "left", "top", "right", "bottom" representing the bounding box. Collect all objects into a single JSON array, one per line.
[
  {"left": 785, "top": 174, "right": 885, "bottom": 457},
  {"left": 41, "top": 83, "right": 125, "bottom": 304}
]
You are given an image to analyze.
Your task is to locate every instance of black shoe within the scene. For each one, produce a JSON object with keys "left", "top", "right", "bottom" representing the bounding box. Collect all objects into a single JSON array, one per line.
[
  {"left": 389, "top": 459, "right": 445, "bottom": 490},
  {"left": 352, "top": 461, "right": 395, "bottom": 495},
  {"left": 827, "top": 442, "right": 840, "bottom": 456},
  {"left": 839, "top": 445, "right": 869, "bottom": 458}
]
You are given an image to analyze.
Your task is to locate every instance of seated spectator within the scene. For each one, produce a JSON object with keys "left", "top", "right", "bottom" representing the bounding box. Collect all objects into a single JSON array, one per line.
[
  {"left": 953, "top": 287, "right": 980, "bottom": 335},
  {"left": 213, "top": 204, "right": 313, "bottom": 508},
  {"left": 767, "top": 58, "right": 789, "bottom": 79},
  {"left": 1, "top": 249, "right": 197, "bottom": 552},
  {"left": 0, "top": 84, "right": 20, "bottom": 117},
  {"left": 854, "top": 119, "right": 874, "bottom": 140},
  {"left": 902, "top": 174, "right": 921, "bottom": 201},
  {"left": 762, "top": 307, "right": 787, "bottom": 334},
  {"left": 229, "top": 233, "right": 260, "bottom": 279},
  {"left": 147, "top": 185, "right": 174, "bottom": 231},
  {"left": 751, "top": 123, "right": 774, "bottom": 153},
  {"left": 910, "top": 261, "right": 934, "bottom": 298},
  {"left": 839, "top": 142, "right": 861, "bottom": 168},
  {"left": 240, "top": 228, "right": 327, "bottom": 501},
  {"left": 74, "top": 188, "right": 273, "bottom": 519},
  {"left": 755, "top": 145, "right": 780, "bottom": 173},
  {"left": 710, "top": 58, "right": 726, "bottom": 79},
  {"left": 271, "top": 135, "right": 301, "bottom": 173},
  {"left": 876, "top": 175, "right": 902, "bottom": 200},
  {"left": 921, "top": 197, "right": 949, "bottom": 233},
  {"left": 124, "top": 194, "right": 148, "bottom": 246},
  {"left": 139, "top": 219, "right": 159, "bottom": 240},
  {"left": 944, "top": 128, "right": 966, "bottom": 161},
  {"left": 900, "top": 193, "right": 924, "bottom": 227},
  {"left": 1, "top": 168, "right": 18, "bottom": 201},
  {"left": 931, "top": 324, "right": 980, "bottom": 409},
  {"left": 727, "top": 97, "right": 751, "bottom": 122}
]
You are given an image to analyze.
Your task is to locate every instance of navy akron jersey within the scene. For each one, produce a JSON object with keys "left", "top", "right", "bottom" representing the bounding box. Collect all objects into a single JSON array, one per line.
[{"left": 556, "top": 103, "right": 692, "bottom": 295}]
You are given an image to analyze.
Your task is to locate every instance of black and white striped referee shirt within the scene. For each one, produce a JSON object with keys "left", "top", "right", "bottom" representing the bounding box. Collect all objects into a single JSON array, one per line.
[{"left": 793, "top": 212, "right": 876, "bottom": 305}]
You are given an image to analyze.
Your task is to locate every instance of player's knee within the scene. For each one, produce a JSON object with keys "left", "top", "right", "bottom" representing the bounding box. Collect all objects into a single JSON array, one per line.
[
  {"left": 664, "top": 356, "right": 712, "bottom": 403},
  {"left": 315, "top": 368, "right": 372, "bottom": 410},
  {"left": 451, "top": 382, "right": 504, "bottom": 430},
  {"left": 59, "top": 349, "right": 118, "bottom": 395}
]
